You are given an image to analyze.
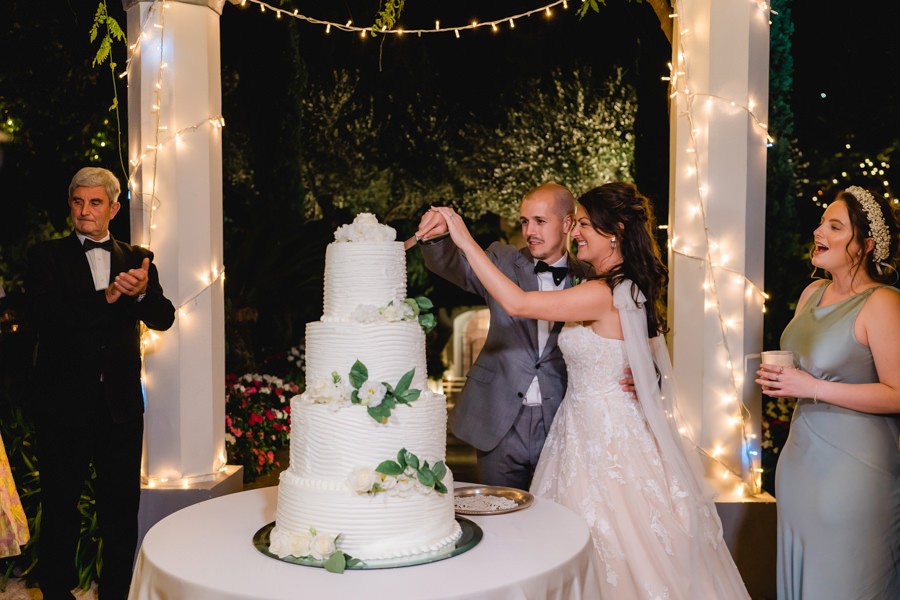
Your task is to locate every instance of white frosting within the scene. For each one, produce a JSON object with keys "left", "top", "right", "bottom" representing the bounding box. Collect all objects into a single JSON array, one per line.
[
  {"left": 272, "top": 226, "right": 461, "bottom": 564},
  {"left": 305, "top": 320, "right": 429, "bottom": 390},
  {"left": 289, "top": 392, "right": 448, "bottom": 479},
  {"left": 323, "top": 242, "right": 407, "bottom": 321}
]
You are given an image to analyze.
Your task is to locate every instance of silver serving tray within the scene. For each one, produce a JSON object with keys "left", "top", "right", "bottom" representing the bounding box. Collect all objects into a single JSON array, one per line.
[{"left": 453, "top": 485, "right": 534, "bottom": 515}]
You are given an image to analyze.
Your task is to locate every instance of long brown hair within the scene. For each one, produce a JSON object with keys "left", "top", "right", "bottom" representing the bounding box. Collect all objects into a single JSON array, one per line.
[{"left": 579, "top": 182, "right": 668, "bottom": 335}]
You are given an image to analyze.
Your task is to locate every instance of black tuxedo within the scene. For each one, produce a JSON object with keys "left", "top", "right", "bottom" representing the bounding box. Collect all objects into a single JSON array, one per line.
[{"left": 26, "top": 233, "right": 174, "bottom": 600}]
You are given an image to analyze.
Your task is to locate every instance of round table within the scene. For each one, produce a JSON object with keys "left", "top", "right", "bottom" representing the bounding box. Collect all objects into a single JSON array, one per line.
[{"left": 128, "top": 485, "right": 600, "bottom": 600}]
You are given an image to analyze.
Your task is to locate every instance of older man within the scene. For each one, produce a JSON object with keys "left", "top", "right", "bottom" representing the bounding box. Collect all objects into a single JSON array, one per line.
[{"left": 27, "top": 167, "right": 175, "bottom": 600}]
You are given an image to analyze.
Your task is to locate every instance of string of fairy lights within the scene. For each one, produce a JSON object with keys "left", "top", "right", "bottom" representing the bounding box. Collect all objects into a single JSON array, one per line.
[
  {"left": 666, "top": 0, "right": 776, "bottom": 494},
  {"left": 124, "top": 0, "right": 226, "bottom": 353},
  {"left": 232, "top": 0, "right": 573, "bottom": 37}
]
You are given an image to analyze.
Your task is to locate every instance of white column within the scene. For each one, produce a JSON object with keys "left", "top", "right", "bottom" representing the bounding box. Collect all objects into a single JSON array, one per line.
[
  {"left": 124, "top": 0, "right": 228, "bottom": 483},
  {"left": 667, "top": 0, "right": 771, "bottom": 496}
]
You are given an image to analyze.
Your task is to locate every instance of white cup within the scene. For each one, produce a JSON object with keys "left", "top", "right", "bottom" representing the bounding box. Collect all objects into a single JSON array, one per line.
[{"left": 760, "top": 350, "right": 795, "bottom": 369}]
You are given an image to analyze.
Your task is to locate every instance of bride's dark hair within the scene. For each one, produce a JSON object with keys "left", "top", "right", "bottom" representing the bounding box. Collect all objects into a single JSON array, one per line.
[{"left": 579, "top": 182, "right": 668, "bottom": 336}]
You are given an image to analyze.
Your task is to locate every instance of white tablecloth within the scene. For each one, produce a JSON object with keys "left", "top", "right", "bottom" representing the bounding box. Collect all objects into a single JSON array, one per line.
[{"left": 129, "top": 485, "right": 600, "bottom": 600}]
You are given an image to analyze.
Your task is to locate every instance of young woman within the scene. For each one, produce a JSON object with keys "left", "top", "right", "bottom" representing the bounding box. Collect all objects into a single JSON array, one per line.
[
  {"left": 426, "top": 182, "right": 749, "bottom": 598},
  {"left": 757, "top": 186, "right": 900, "bottom": 599}
]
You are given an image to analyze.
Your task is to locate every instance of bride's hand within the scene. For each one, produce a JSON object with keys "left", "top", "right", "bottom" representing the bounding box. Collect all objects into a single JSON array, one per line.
[
  {"left": 431, "top": 207, "right": 477, "bottom": 253},
  {"left": 415, "top": 207, "right": 449, "bottom": 241}
]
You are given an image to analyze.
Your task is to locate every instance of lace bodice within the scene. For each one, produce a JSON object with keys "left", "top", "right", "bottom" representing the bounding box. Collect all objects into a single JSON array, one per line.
[{"left": 558, "top": 325, "right": 628, "bottom": 395}]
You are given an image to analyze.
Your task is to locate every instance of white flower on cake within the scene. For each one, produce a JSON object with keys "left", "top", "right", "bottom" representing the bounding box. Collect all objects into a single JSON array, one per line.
[
  {"left": 347, "top": 467, "right": 378, "bottom": 493},
  {"left": 348, "top": 360, "right": 421, "bottom": 423},
  {"left": 268, "top": 527, "right": 362, "bottom": 573},
  {"left": 394, "top": 476, "right": 417, "bottom": 498},
  {"left": 289, "top": 530, "right": 312, "bottom": 557},
  {"left": 350, "top": 448, "right": 450, "bottom": 496},
  {"left": 309, "top": 533, "right": 338, "bottom": 561},
  {"left": 334, "top": 213, "right": 396, "bottom": 243},
  {"left": 377, "top": 473, "right": 397, "bottom": 491},
  {"left": 296, "top": 374, "right": 351, "bottom": 407},
  {"left": 350, "top": 304, "right": 381, "bottom": 323},
  {"left": 357, "top": 381, "right": 387, "bottom": 407},
  {"left": 381, "top": 299, "right": 415, "bottom": 322},
  {"left": 350, "top": 297, "right": 433, "bottom": 334}
]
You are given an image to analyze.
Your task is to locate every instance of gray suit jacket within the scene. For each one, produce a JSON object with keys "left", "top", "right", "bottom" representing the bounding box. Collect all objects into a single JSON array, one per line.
[{"left": 422, "top": 236, "right": 580, "bottom": 452}]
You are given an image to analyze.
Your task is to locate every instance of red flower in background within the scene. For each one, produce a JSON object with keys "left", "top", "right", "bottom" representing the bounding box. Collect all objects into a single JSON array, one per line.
[{"left": 225, "top": 373, "right": 300, "bottom": 481}]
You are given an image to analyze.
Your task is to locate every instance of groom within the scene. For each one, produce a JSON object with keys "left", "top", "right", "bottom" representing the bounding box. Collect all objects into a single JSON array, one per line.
[{"left": 417, "top": 183, "right": 591, "bottom": 489}]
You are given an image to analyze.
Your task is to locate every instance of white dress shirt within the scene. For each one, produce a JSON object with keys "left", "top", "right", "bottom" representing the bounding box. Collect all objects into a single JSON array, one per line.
[
  {"left": 523, "top": 256, "right": 567, "bottom": 405},
  {"left": 76, "top": 233, "right": 112, "bottom": 291}
]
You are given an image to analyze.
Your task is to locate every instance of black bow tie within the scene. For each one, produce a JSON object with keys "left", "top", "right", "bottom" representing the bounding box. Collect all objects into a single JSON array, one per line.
[
  {"left": 534, "top": 260, "right": 568, "bottom": 286},
  {"left": 83, "top": 238, "right": 113, "bottom": 252}
]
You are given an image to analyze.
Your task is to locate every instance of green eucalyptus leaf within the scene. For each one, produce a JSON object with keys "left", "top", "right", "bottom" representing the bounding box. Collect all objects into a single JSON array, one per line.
[
  {"left": 397, "top": 449, "right": 408, "bottom": 469},
  {"left": 432, "top": 460, "right": 447, "bottom": 481},
  {"left": 350, "top": 390, "right": 360, "bottom": 405},
  {"left": 417, "top": 469, "right": 435, "bottom": 488},
  {"left": 380, "top": 396, "right": 397, "bottom": 412},
  {"left": 405, "top": 450, "right": 420, "bottom": 470},
  {"left": 395, "top": 369, "right": 414, "bottom": 395},
  {"left": 349, "top": 361, "right": 368, "bottom": 388},
  {"left": 323, "top": 551, "right": 347, "bottom": 574},
  {"left": 415, "top": 296, "right": 434, "bottom": 311},
  {"left": 404, "top": 297, "right": 421, "bottom": 317},
  {"left": 368, "top": 405, "right": 389, "bottom": 423},
  {"left": 435, "top": 481, "right": 448, "bottom": 494},
  {"left": 418, "top": 313, "right": 437, "bottom": 333},
  {"left": 376, "top": 460, "right": 404, "bottom": 476}
]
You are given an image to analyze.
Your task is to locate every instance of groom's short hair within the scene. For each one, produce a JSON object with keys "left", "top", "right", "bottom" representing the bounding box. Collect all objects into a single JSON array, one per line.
[{"left": 523, "top": 182, "right": 575, "bottom": 219}]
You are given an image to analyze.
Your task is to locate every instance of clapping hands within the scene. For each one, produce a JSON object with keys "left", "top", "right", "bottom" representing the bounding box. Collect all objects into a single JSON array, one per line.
[{"left": 106, "top": 257, "right": 151, "bottom": 304}]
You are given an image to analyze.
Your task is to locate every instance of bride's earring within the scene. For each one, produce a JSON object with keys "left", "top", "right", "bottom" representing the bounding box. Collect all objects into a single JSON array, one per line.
[{"left": 610, "top": 236, "right": 617, "bottom": 249}]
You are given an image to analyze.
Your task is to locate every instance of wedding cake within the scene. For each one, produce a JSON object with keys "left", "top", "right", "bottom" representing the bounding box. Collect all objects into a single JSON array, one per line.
[{"left": 269, "top": 214, "right": 461, "bottom": 567}]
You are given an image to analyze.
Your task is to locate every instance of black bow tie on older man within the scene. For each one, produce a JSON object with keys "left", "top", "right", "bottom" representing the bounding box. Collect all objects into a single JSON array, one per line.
[
  {"left": 83, "top": 238, "right": 113, "bottom": 252},
  {"left": 533, "top": 260, "right": 568, "bottom": 286}
]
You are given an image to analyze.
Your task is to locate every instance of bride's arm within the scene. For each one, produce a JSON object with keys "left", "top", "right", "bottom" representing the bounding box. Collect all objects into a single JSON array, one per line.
[{"left": 425, "top": 207, "right": 606, "bottom": 323}]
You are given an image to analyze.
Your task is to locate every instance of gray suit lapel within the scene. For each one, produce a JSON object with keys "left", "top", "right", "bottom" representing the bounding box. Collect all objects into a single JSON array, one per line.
[{"left": 514, "top": 250, "right": 540, "bottom": 354}]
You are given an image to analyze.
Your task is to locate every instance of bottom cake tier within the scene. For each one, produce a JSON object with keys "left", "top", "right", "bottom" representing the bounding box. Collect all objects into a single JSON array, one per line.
[{"left": 271, "top": 471, "right": 462, "bottom": 561}]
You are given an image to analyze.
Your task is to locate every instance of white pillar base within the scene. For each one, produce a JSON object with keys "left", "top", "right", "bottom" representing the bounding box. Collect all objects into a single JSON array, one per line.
[{"left": 137, "top": 465, "right": 243, "bottom": 550}]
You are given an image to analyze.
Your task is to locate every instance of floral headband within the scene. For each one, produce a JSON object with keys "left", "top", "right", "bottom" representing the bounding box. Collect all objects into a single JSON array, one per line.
[{"left": 845, "top": 186, "right": 890, "bottom": 263}]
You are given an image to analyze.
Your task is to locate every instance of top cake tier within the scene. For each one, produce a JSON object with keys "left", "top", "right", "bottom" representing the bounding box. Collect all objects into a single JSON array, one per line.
[{"left": 323, "top": 241, "right": 407, "bottom": 321}]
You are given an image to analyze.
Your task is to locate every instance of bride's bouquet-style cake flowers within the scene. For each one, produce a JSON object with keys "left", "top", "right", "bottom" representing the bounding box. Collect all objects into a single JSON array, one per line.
[
  {"left": 334, "top": 212, "right": 396, "bottom": 243},
  {"left": 347, "top": 448, "right": 450, "bottom": 497},
  {"left": 267, "top": 527, "right": 362, "bottom": 573},
  {"left": 351, "top": 295, "right": 437, "bottom": 333},
  {"left": 295, "top": 360, "right": 421, "bottom": 424}
]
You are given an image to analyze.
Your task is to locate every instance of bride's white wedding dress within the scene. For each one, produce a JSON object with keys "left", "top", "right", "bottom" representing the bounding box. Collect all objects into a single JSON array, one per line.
[{"left": 531, "top": 284, "right": 750, "bottom": 599}]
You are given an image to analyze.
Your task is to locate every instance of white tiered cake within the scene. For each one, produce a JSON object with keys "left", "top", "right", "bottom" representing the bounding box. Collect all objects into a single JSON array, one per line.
[{"left": 269, "top": 214, "right": 461, "bottom": 566}]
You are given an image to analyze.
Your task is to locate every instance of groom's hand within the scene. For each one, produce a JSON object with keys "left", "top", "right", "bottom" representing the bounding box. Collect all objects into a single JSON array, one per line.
[{"left": 619, "top": 368, "right": 637, "bottom": 399}]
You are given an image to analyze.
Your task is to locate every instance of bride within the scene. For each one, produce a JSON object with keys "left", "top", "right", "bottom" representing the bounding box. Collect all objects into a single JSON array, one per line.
[{"left": 423, "top": 183, "right": 749, "bottom": 599}]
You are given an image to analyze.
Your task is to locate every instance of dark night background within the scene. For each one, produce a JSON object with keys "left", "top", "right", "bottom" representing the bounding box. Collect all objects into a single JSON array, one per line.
[{"left": 0, "top": 2, "right": 898, "bottom": 585}]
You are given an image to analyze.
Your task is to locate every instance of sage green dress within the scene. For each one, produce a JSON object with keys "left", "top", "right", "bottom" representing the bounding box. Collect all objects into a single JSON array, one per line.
[{"left": 777, "top": 282, "right": 900, "bottom": 600}]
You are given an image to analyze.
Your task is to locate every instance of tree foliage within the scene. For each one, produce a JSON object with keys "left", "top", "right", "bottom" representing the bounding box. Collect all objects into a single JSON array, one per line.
[{"left": 456, "top": 66, "right": 637, "bottom": 221}]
